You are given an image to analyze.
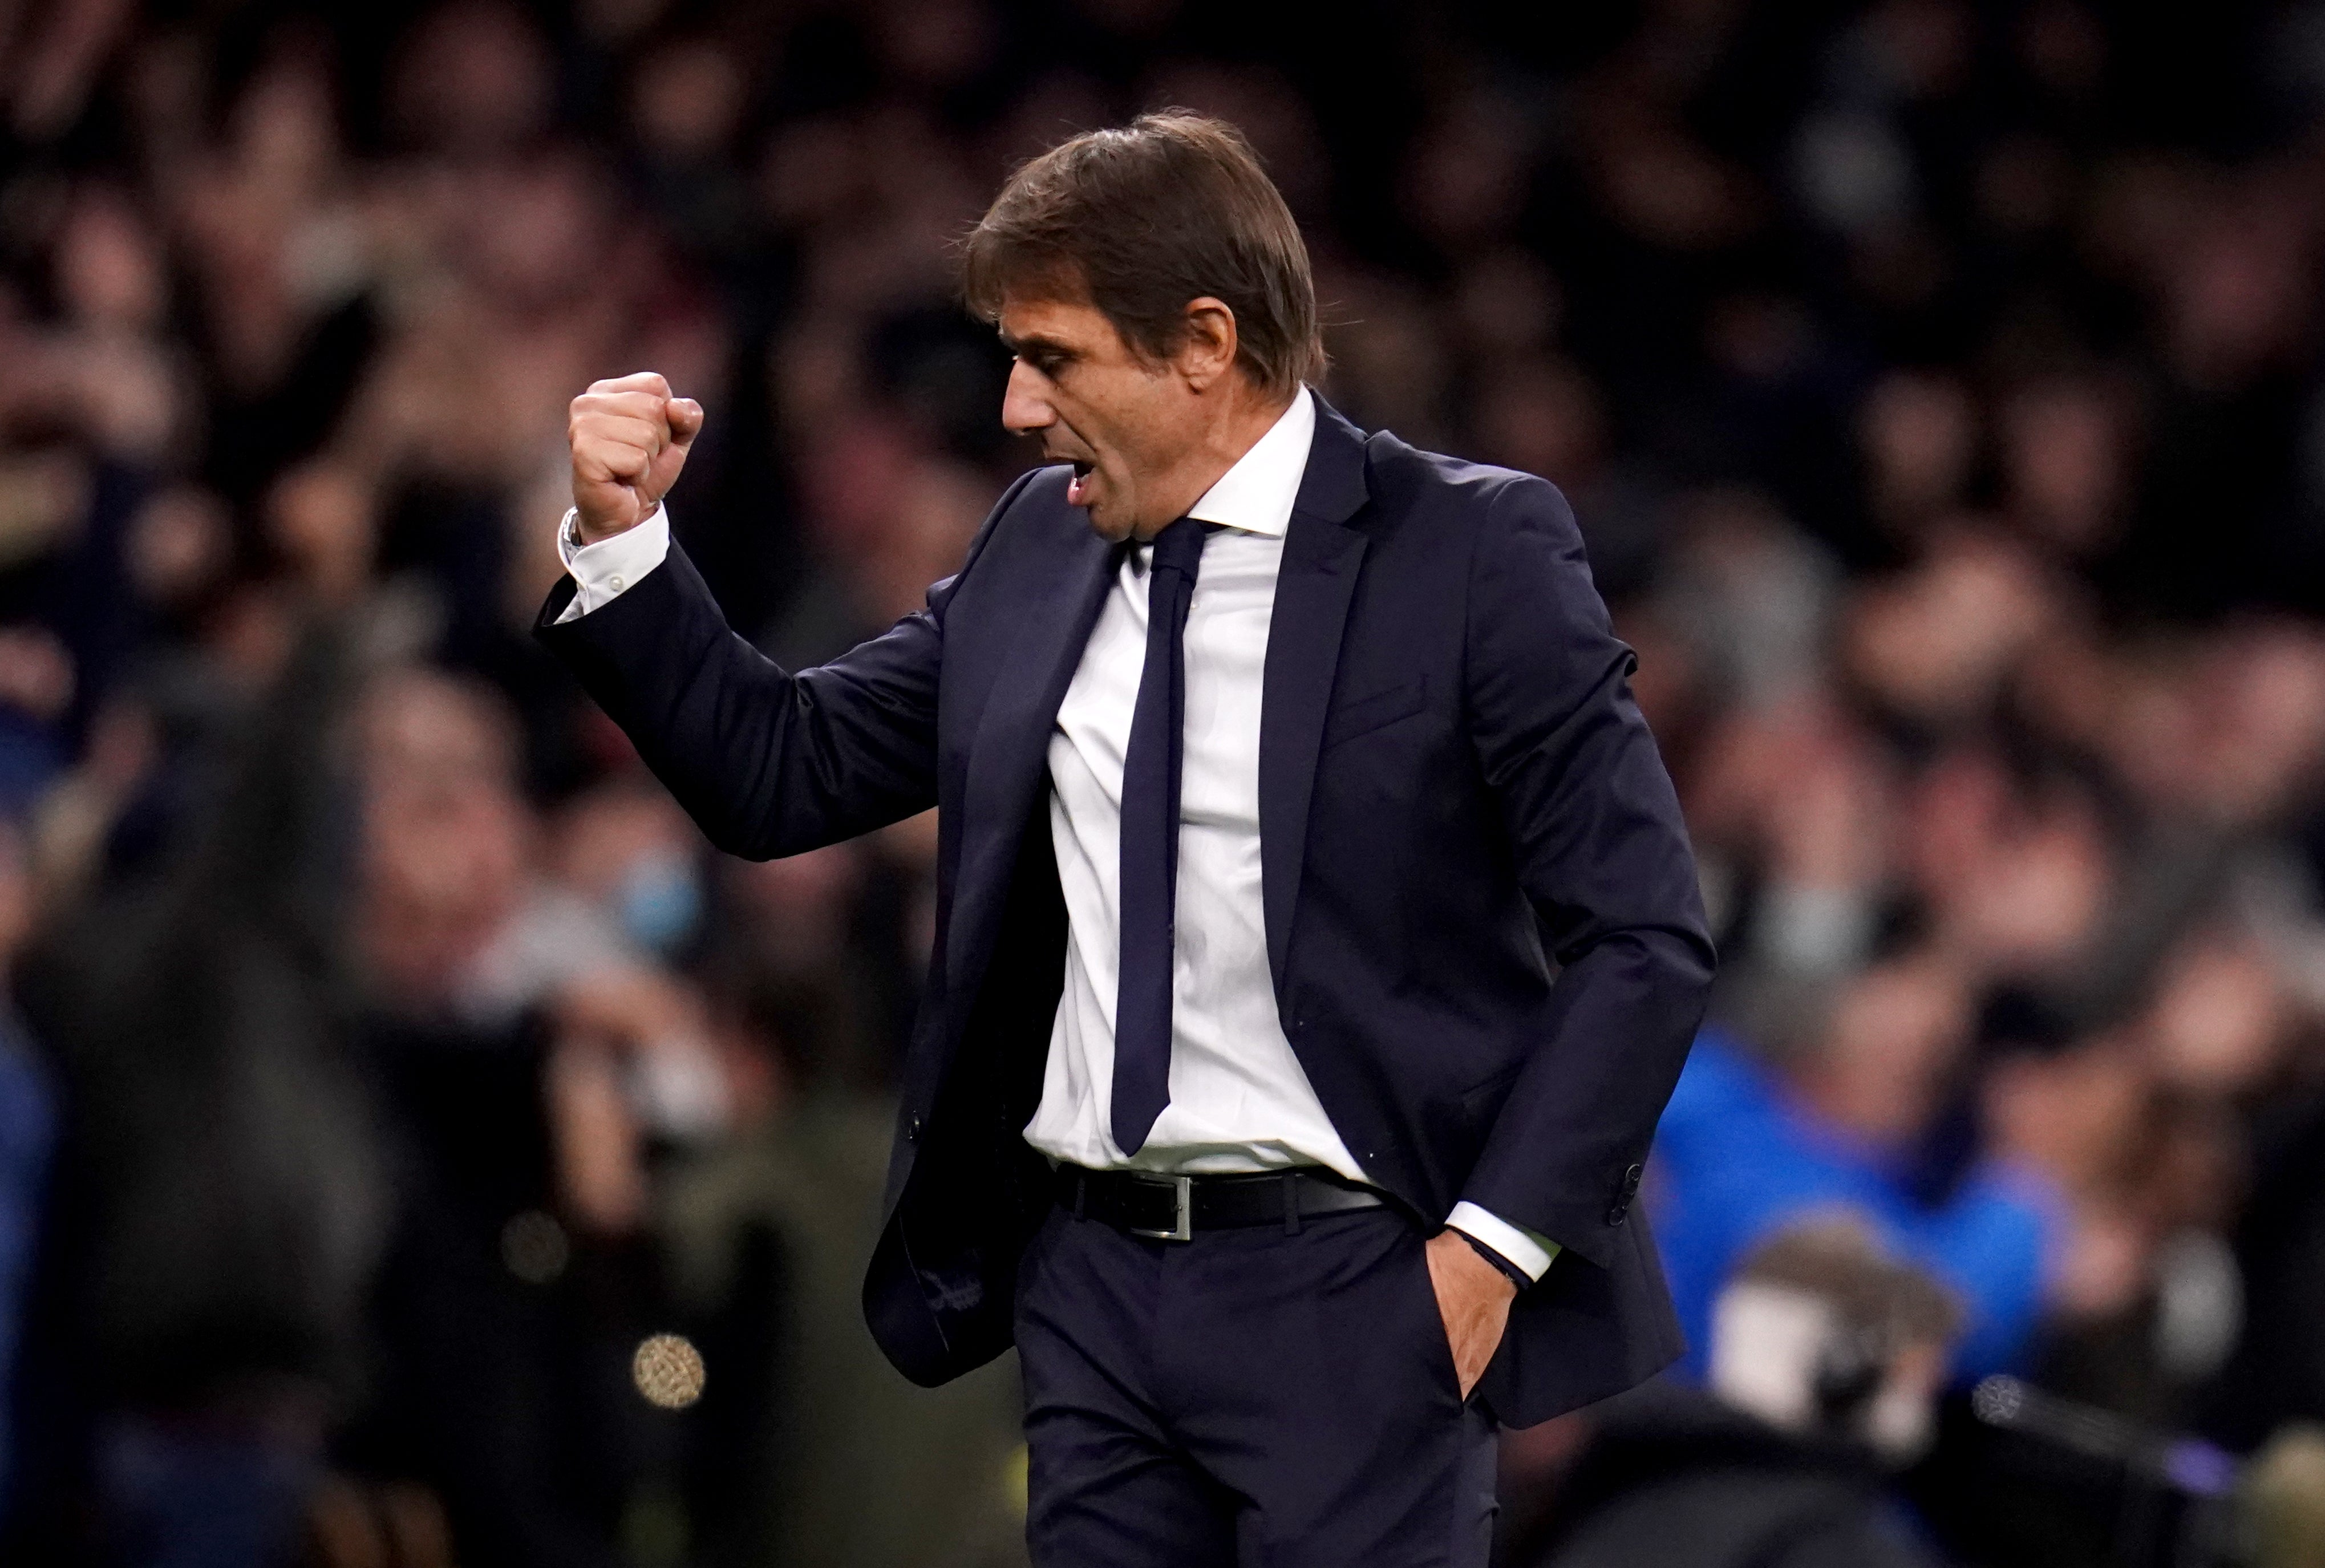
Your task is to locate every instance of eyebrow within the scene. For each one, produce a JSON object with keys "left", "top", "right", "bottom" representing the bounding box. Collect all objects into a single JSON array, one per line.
[{"left": 999, "top": 330, "right": 1074, "bottom": 360}]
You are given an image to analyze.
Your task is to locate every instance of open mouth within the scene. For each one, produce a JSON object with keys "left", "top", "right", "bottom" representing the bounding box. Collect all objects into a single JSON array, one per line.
[{"left": 1066, "top": 459, "right": 1095, "bottom": 506}]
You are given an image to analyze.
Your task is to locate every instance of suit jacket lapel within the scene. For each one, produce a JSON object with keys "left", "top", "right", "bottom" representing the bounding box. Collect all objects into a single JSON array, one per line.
[
  {"left": 1259, "top": 398, "right": 1373, "bottom": 995},
  {"left": 947, "top": 514, "right": 1119, "bottom": 996}
]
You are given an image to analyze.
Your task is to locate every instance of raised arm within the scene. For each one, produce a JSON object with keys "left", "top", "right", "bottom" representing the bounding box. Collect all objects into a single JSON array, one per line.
[{"left": 536, "top": 374, "right": 1001, "bottom": 860}]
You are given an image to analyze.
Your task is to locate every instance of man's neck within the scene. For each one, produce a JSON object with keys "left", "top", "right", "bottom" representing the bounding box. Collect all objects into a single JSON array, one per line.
[{"left": 1137, "top": 385, "right": 1299, "bottom": 538}]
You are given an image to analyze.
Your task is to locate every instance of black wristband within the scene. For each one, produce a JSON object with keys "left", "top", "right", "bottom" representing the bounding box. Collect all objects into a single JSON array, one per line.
[{"left": 1453, "top": 1227, "right": 1533, "bottom": 1290}]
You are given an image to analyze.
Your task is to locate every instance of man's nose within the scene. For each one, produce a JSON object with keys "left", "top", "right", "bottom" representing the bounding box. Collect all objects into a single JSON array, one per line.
[{"left": 1002, "top": 362, "right": 1054, "bottom": 436}]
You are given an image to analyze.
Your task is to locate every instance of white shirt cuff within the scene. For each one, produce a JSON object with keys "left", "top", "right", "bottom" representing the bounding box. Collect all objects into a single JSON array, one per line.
[
  {"left": 1445, "top": 1201, "right": 1558, "bottom": 1282},
  {"left": 554, "top": 504, "right": 672, "bottom": 623}
]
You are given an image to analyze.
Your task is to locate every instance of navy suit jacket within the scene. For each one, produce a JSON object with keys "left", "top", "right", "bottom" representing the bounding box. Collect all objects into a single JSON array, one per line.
[{"left": 538, "top": 398, "right": 1715, "bottom": 1427}]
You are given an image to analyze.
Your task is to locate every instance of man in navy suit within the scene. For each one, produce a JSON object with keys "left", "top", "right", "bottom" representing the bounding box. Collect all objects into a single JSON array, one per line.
[{"left": 542, "top": 113, "right": 1714, "bottom": 1567}]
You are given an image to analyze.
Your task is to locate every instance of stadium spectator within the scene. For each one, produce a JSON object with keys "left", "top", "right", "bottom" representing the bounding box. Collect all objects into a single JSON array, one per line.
[{"left": 1517, "top": 1219, "right": 1961, "bottom": 1568}]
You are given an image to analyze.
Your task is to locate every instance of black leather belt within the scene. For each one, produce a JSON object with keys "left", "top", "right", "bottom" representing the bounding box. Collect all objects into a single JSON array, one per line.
[{"left": 1058, "top": 1164, "right": 1387, "bottom": 1242}]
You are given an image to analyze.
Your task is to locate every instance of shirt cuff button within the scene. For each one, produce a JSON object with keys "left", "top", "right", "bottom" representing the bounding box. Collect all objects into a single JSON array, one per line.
[{"left": 610, "top": 575, "right": 625, "bottom": 591}]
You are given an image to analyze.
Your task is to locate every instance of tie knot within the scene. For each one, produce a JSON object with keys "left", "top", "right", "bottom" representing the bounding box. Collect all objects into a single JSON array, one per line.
[{"left": 1149, "top": 516, "right": 1209, "bottom": 577}]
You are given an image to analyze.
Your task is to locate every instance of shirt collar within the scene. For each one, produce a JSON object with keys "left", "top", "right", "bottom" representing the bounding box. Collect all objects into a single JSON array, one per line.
[{"left": 1182, "top": 387, "right": 1314, "bottom": 539}]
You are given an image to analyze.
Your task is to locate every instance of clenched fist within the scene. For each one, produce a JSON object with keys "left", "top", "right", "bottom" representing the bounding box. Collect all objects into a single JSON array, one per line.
[{"left": 568, "top": 372, "right": 703, "bottom": 543}]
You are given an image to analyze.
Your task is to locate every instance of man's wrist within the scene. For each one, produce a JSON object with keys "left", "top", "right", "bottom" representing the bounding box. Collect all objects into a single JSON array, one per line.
[
  {"left": 1444, "top": 1200, "right": 1557, "bottom": 1281},
  {"left": 1451, "top": 1227, "right": 1532, "bottom": 1292},
  {"left": 570, "top": 508, "right": 634, "bottom": 548},
  {"left": 555, "top": 503, "right": 673, "bottom": 624}
]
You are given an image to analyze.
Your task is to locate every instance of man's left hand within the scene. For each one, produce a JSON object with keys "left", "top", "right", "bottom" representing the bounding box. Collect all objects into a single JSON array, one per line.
[{"left": 1424, "top": 1229, "right": 1518, "bottom": 1399}]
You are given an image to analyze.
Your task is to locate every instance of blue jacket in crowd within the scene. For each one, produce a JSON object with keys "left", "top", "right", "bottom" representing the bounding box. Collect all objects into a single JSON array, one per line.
[
  {"left": 0, "top": 1018, "right": 55, "bottom": 1507},
  {"left": 1650, "top": 1030, "right": 2062, "bottom": 1383}
]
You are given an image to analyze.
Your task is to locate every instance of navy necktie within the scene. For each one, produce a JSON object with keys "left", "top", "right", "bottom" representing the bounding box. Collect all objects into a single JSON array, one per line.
[{"left": 1112, "top": 517, "right": 1213, "bottom": 1155}]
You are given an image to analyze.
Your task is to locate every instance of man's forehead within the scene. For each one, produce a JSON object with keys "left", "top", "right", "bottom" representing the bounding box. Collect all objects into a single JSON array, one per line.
[{"left": 997, "top": 293, "right": 1111, "bottom": 347}]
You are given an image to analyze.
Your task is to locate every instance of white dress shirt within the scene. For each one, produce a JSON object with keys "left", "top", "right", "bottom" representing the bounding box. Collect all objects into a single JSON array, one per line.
[
  {"left": 1022, "top": 391, "right": 1353, "bottom": 1181},
  {"left": 556, "top": 390, "right": 1553, "bottom": 1279}
]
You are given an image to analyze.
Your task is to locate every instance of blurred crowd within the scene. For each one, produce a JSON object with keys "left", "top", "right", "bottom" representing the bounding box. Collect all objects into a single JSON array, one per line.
[{"left": 7, "top": 1, "right": 2325, "bottom": 1565}]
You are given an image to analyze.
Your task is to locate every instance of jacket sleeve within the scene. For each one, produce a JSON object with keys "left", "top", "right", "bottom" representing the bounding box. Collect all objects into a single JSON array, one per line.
[
  {"left": 1456, "top": 474, "right": 1716, "bottom": 1269},
  {"left": 534, "top": 473, "right": 1028, "bottom": 861}
]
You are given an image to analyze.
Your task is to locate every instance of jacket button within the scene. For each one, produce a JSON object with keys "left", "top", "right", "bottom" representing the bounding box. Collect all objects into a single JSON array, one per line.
[{"left": 1607, "top": 1162, "right": 1644, "bottom": 1225}]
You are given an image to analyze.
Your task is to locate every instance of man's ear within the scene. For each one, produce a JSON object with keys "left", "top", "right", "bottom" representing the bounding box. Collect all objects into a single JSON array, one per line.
[{"left": 1178, "top": 297, "right": 1241, "bottom": 391}]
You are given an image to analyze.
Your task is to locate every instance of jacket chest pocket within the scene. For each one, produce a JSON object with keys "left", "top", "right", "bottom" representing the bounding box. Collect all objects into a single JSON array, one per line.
[{"left": 1321, "top": 675, "right": 1428, "bottom": 751}]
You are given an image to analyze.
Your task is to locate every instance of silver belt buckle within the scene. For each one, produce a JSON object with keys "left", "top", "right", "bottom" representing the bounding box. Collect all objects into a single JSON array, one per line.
[{"left": 1127, "top": 1173, "right": 1194, "bottom": 1242}]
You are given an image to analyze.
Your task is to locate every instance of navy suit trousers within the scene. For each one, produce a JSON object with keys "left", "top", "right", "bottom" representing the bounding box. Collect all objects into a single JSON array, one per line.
[{"left": 1015, "top": 1201, "right": 1499, "bottom": 1566}]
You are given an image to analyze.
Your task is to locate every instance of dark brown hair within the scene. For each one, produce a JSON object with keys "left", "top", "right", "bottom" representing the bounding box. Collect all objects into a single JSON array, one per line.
[{"left": 961, "top": 111, "right": 1326, "bottom": 397}]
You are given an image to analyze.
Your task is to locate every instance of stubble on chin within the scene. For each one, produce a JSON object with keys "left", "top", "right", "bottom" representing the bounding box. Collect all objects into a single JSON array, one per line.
[{"left": 1078, "top": 488, "right": 1140, "bottom": 545}]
